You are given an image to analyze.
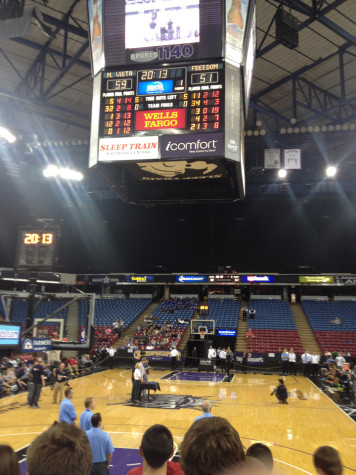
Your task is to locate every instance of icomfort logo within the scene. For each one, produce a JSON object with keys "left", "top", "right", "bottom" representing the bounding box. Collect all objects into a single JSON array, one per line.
[{"left": 166, "top": 138, "right": 218, "bottom": 153}]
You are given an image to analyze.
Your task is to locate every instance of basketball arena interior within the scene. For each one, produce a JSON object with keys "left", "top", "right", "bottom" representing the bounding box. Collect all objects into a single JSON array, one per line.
[{"left": 0, "top": 1, "right": 355, "bottom": 474}]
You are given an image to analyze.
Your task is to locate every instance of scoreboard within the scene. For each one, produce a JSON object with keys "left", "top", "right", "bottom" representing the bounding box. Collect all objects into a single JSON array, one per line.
[
  {"left": 88, "top": 0, "right": 256, "bottom": 202},
  {"left": 15, "top": 228, "right": 58, "bottom": 271},
  {"left": 101, "top": 64, "right": 223, "bottom": 137},
  {"left": 92, "top": 61, "right": 225, "bottom": 164}
]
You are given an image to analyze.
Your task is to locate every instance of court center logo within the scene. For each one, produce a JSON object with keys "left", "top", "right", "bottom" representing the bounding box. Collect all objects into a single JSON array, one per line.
[{"left": 114, "top": 395, "right": 217, "bottom": 410}]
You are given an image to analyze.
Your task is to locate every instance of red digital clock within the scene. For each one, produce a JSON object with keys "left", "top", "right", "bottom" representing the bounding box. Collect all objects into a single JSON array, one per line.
[
  {"left": 15, "top": 228, "right": 58, "bottom": 271},
  {"left": 24, "top": 233, "right": 54, "bottom": 245}
]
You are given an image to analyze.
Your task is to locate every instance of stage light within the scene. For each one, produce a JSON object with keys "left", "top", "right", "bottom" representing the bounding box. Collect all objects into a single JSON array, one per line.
[
  {"left": 293, "top": 127, "right": 300, "bottom": 133},
  {"left": 0, "top": 126, "right": 16, "bottom": 143},
  {"left": 43, "top": 165, "right": 83, "bottom": 181},
  {"left": 43, "top": 165, "right": 59, "bottom": 177},
  {"left": 280, "top": 128, "right": 286, "bottom": 134},
  {"left": 59, "top": 168, "right": 83, "bottom": 181},
  {"left": 326, "top": 166, "right": 337, "bottom": 178},
  {"left": 278, "top": 169, "right": 287, "bottom": 178},
  {"left": 300, "top": 127, "right": 307, "bottom": 133}
]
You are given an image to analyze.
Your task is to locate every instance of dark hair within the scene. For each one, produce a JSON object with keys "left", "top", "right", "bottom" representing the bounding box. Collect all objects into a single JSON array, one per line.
[
  {"left": 27, "top": 422, "right": 92, "bottom": 475},
  {"left": 0, "top": 444, "right": 20, "bottom": 475},
  {"left": 141, "top": 425, "right": 173, "bottom": 469},
  {"left": 180, "top": 417, "right": 245, "bottom": 475},
  {"left": 64, "top": 387, "right": 72, "bottom": 398},
  {"left": 313, "top": 446, "right": 342, "bottom": 475},
  {"left": 278, "top": 379, "right": 284, "bottom": 384},
  {"left": 246, "top": 443, "right": 273, "bottom": 470},
  {"left": 91, "top": 412, "right": 102, "bottom": 428}
]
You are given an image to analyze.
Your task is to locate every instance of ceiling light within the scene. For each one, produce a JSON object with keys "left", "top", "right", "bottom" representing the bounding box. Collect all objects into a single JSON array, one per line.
[
  {"left": 43, "top": 165, "right": 83, "bottom": 181},
  {"left": 278, "top": 169, "right": 287, "bottom": 178},
  {"left": 43, "top": 165, "right": 59, "bottom": 177},
  {"left": 326, "top": 166, "right": 337, "bottom": 178},
  {"left": 0, "top": 126, "right": 16, "bottom": 143}
]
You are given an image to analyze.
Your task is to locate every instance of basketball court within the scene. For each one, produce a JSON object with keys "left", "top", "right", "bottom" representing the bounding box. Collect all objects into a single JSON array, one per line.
[{"left": 1, "top": 369, "right": 355, "bottom": 474}]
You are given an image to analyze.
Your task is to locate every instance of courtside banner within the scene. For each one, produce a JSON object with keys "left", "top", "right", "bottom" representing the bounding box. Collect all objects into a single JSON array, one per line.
[
  {"left": 235, "top": 352, "right": 264, "bottom": 365},
  {"left": 98, "top": 136, "right": 159, "bottom": 161},
  {"left": 22, "top": 338, "right": 52, "bottom": 353},
  {"left": 133, "top": 349, "right": 182, "bottom": 362}
]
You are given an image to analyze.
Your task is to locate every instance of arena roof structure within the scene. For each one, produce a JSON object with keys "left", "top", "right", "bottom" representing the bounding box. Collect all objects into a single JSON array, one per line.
[{"left": 0, "top": 0, "right": 355, "bottom": 272}]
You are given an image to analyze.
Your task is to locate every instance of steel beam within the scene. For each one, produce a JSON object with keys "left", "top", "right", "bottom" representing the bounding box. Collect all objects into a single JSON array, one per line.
[{"left": 41, "top": 40, "right": 89, "bottom": 99}]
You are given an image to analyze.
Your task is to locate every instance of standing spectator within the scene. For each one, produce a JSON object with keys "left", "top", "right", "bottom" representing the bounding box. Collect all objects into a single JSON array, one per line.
[
  {"left": 335, "top": 352, "right": 346, "bottom": 370},
  {"left": 311, "top": 352, "right": 321, "bottom": 377},
  {"left": 170, "top": 347, "right": 179, "bottom": 371},
  {"left": 80, "top": 397, "right": 96, "bottom": 431},
  {"left": 126, "top": 424, "right": 183, "bottom": 475},
  {"left": 52, "top": 362, "right": 69, "bottom": 404},
  {"left": 242, "top": 352, "right": 248, "bottom": 374},
  {"left": 59, "top": 387, "right": 77, "bottom": 424},
  {"left": 26, "top": 422, "right": 92, "bottom": 475},
  {"left": 207, "top": 346, "right": 216, "bottom": 361},
  {"left": 132, "top": 363, "right": 143, "bottom": 403},
  {"left": 281, "top": 349, "right": 289, "bottom": 376},
  {"left": 313, "top": 446, "right": 342, "bottom": 475},
  {"left": 191, "top": 347, "right": 198, "bottom": 367},
  {"left": 288, "top": 348, "right": 297, "bottom": 376},
  {"left": 219, "top": 348, "right": 227, "bottom": 371},
  {"left": 86, "top": 413, "right": 114, "bottom": 475},
  {"left": 0, "top": 444, "right": 20, "bottom": 475},
  {"left": 226, "top": 347, "right": 234, "bottom": 375},
  {"left": 29, "top": 357, "right": 45, "bottom": 408},
  {"left": 242, "top": 306, "right": 248, "bottom": 322},
  {"left": 194, "top": 400, "right": 213, "bottom": 423},
  {"left": 301, "top": 351, "right": 311, "bottom": 377},
  {"left": 249, "top": 307, "right": 256, "bottom": 320}
]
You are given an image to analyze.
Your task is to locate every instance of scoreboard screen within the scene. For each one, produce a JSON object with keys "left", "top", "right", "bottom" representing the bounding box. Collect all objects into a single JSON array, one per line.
[
  {"left": 15, "top": 228, "right": 58, "bottom": 271},
  {"left": 94, "top": 61, "right": 225, "bottom": 163}
]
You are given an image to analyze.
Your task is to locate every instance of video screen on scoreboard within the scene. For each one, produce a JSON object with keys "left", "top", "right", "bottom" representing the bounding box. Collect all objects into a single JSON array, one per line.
[{"left": 125, "top": 0, "right": 200, "bottom": 49}]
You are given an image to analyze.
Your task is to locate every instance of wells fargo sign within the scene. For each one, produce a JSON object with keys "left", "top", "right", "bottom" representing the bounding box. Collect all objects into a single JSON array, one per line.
[{"left": 135, "top": 109, "right": 186, "bottom": 130}]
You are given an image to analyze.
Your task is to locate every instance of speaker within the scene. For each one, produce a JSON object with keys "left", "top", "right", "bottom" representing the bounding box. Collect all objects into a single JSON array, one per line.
[
  {"left": 199, "top": 358, "right": 213, "bottom": 372},
  {"left": 275, "top": 9, "right": 299, "bottom": 49}
]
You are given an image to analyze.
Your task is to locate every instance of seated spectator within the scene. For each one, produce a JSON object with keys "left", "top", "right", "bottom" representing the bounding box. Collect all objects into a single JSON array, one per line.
[
  {"left": 0, "top": 444, "right": 20, "bottom": 475},
  {"left": 179, "top": 416, "right": 245, "bottom": 475},
  {"left": 247, "top": 329, "right": 255, "bottom": 338},
  {"left": 313, "top": 446, "right": 342, "bottom": 475},
  {"left": 127, "top": 424, "right": 183, "bottom": 475},
  {"left": 330, "top": 317, "right": 342, "bottom": 325},
  {"left": 194, "top": 400, "right": 213, "bottom": 423},
  {"left": 246, "top": 444, "right": 273, "bottom": 473},
  {"left": 26, "top": 422, "right": 92, "bottom": 475}
]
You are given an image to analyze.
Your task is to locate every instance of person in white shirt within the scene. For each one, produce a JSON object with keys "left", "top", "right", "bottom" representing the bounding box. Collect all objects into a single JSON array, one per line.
[
  {"left": 207, "top": 346, "right": 216, "bottom": 360},
  {"left": 335, "top": 353, "right": 346, "bottom": 369},
  {"left": 301, "top": 351, "right": 311, "bottom": 377},
  {"left": 219, "top": 348, "right": 227, "bottom": 371},
  {"left": 170, "top": 347, "right": 179, "bottom": 371},
  {"left": 288, "top": 348, "right": 297, "bottom": 375},
  {"left": 132, "top": 362, "right": 143, "bottom": 403},
  {"left": 310, "top": 352, "right": 320, "bottom": 377}
]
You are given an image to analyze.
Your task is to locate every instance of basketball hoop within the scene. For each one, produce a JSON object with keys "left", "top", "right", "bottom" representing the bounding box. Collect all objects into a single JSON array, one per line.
[{"left": 200, "top": 330, "right": 206, "bottom": 339}]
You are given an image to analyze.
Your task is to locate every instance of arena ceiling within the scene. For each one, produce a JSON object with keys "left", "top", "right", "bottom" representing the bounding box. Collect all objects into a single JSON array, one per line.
[{"left": 0, "top": 0, "right": 355, "bottom": 195}]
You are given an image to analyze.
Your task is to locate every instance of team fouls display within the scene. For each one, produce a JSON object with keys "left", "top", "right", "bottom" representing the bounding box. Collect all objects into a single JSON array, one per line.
[{"left": 98, "top": 61, "right": 224, "bottom": 161}]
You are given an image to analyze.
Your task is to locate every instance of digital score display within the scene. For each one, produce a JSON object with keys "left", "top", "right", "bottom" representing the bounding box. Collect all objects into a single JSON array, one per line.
[
  {"left": 15, "top": 229, "right": 58, "bottom": 271},
  {"left": 99, "top": 62, "right": 224, "bottom": 139},
  {"left": 208, "top": 275, "right": 240, "bottom": 283}
]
